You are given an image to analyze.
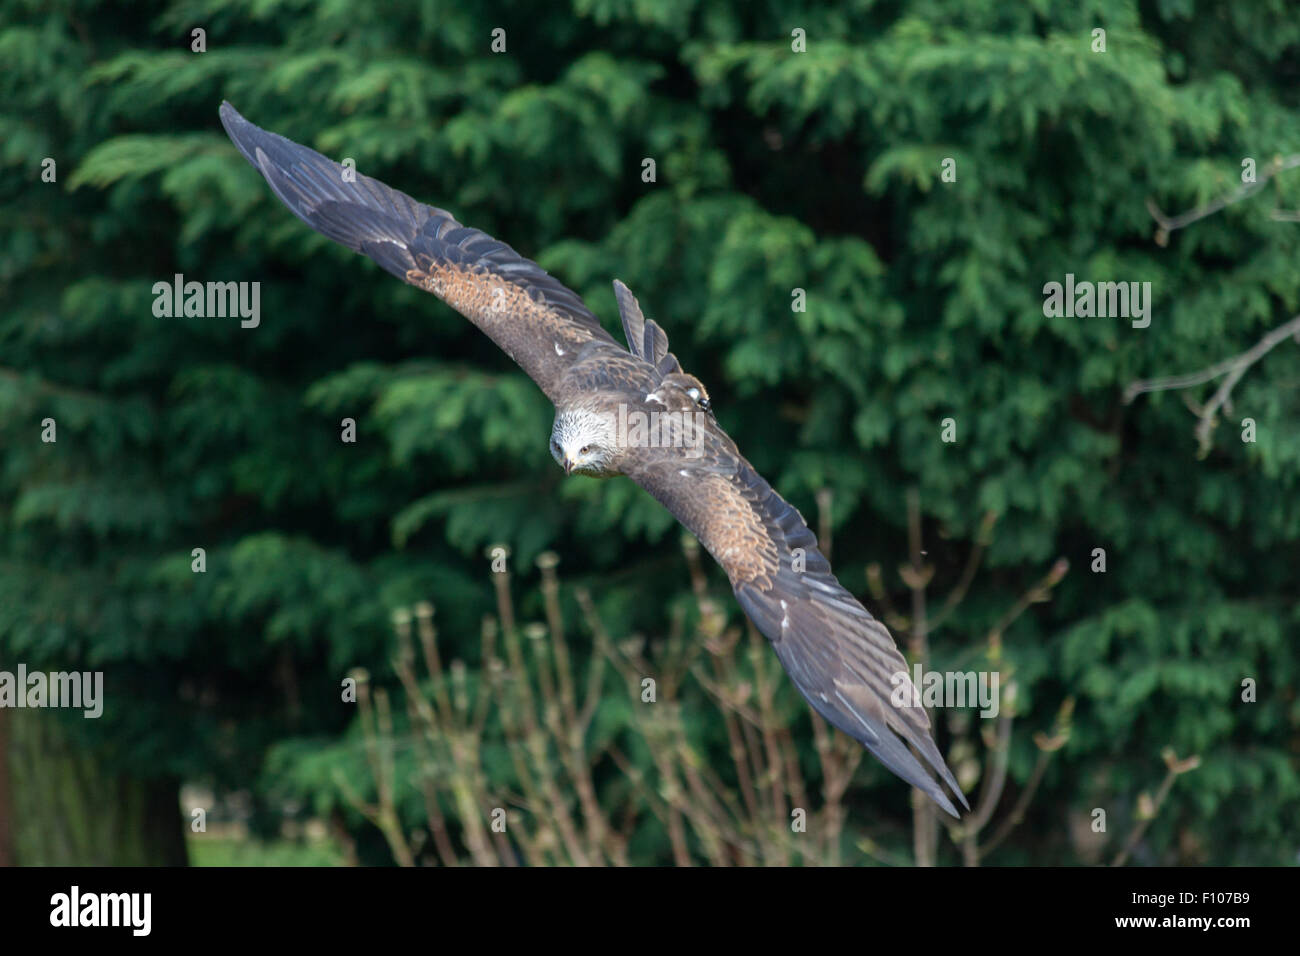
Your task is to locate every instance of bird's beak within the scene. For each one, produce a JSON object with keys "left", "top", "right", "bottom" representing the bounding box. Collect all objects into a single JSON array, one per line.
[{"left": 562, "top": 456, "right": 574, "bottom": 475}]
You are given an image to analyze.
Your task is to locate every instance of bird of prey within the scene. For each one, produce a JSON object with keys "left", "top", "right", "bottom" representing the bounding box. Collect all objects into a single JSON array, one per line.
[{"left": 219, "top": 103, "right": 970, "bottom": 817}]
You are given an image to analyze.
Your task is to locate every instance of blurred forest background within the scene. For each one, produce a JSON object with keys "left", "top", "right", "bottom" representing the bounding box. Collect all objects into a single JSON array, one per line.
[{"left": 1, "top": 0, "right": 1298, "bottom": 866}]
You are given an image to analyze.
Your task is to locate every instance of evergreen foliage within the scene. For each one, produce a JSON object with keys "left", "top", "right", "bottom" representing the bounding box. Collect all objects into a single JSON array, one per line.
[{"left": 1, "top": 0, "right": 1296, "bottom": 864}]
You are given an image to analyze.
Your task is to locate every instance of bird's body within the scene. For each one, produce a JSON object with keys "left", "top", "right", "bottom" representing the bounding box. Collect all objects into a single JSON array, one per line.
[{"left": 219, "top": 102, "right": 970, "bottom": 818}]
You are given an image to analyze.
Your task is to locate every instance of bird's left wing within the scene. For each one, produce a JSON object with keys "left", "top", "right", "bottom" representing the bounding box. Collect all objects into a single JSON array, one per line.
[
  {"left": 624, "top": 419, "right": 969, "bottom": 817},
  {"left": 218, "top": 102, "right": 619, "bottom": 404}
]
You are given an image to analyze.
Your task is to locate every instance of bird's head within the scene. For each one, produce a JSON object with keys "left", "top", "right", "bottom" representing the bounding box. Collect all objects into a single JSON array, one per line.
[{"left": 550, "top": 407, "right": 619, "bottom": 477}]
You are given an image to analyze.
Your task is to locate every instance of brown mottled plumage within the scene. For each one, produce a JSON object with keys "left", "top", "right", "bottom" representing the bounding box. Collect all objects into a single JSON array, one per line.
[{"left": 220, "top": 103, "right": 969, "bottom": 817}]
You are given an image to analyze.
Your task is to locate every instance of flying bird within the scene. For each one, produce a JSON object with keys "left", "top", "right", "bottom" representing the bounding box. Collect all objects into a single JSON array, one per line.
[{"left": 219, "top": 102, "right": 969, "bottom": 817}]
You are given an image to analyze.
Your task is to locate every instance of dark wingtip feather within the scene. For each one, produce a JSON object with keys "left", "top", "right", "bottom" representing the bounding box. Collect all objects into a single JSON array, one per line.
[
  {"left": 218, "top": 100, "right": 432, "bottom": 271},
  {"left": 219, "top": 101, "right": 262, "bottom": 169}
]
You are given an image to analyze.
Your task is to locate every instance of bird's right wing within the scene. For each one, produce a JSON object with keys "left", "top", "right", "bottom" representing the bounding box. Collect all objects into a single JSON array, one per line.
[
  {"left": 219, "top": 102, "right": 620, "bottom": 404},
  {"left": 625, "top": 416, "right": 969, "bottom": 817}
]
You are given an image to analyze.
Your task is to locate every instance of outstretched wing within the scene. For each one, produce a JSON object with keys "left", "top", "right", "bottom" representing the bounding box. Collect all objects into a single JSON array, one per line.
[
  {"left": 625, "top": 420, "right": 969, "bottom": 817},
  {"left": 219, "top": 102, "right": 620, "bottom": 403}
]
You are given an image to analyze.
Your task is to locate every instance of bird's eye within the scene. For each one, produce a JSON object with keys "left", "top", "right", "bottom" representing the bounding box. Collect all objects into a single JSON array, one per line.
[
  {"left": 699, "top": 397, "right": 711, "bottom": 411},
  {"left": 579, "top": 445, "right": 590, "bottom": 455}
]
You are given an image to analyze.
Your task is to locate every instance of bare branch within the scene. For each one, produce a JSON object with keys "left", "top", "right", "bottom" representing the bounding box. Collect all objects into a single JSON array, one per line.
[
  {"left": 1124, "top": 312, "right": 1300, "bottom": 455},
  {"left": 1112, "top": 748, "right": 1201, "bottom": 867},
  {"left": 1146, "top": 154, "right": 1300, "bottom": 244},
  {"left": 929, "top": 510, "right": 999, "bottom": 633}
]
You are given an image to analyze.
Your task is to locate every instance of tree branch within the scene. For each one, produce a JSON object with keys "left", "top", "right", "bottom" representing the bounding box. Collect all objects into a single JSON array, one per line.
[
  {"left": 1124, "top": 312, "right": 1300, "bottom": 455},
  {"left": 1146, "top": 154, "right": 1300, "bottom": 245}
]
